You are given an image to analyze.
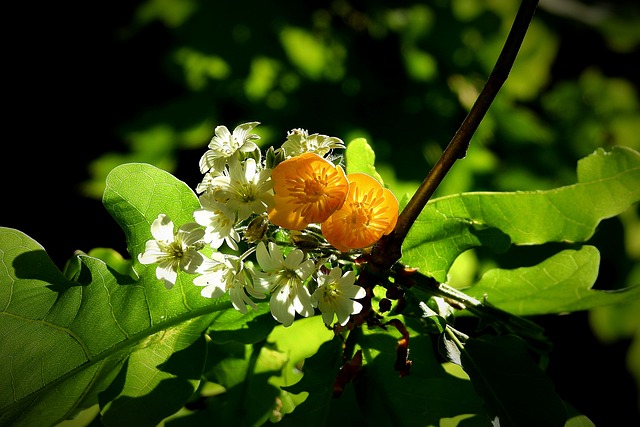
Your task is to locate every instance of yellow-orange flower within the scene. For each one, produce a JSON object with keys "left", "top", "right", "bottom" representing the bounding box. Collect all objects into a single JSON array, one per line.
[
  {"left": 268, "top": 152, "right": 349, "bottom": 230},
  {"left": 321, "top": 173, "right": 398, "bottom": 252}
]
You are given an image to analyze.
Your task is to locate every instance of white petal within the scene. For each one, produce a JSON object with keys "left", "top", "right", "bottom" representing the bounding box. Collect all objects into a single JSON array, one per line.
[
  {"left": 322, "top": 310, "right": 335, "bottom": 326},
  {"left": 213, "top": 125, "right": 231, "bottom": 143},
  {"left": 157, "top": 266, "right": 177, "bottom": 289},
  {"left": 138, "top": 241, "right": 164, "bottom": 264},
  {"left": 181, "top": 250, "right": 205, "bottom": 274},
  {"left": 200, "top": 285, "right": 224, "bottom": 299},
  {"left": 329, "top": 267, "right": 343, "bottom": 281},
  {"left": 243, "top": 158, "right": 257, "bottom": 181},
  {"left": 342, "top": 284, "right": 366, "bottom": 299},
  {"left": 252, "top": 272, "right": 273, "bottom": 294},
  {"left": 178, "top": 223, "right": 205, "bottom": 246},
  {"left": 239, "top": 141, "right": 259, "bottom": 153},
  {"left": 256, "top": 242, "right": 273, "bottom": 271},
  {"left": 193, "top": 209, "right": 214, "bottom": 226},
  {"left": 293, "top": 283, "right": 314, "bottom": 317},
  {"left": 296, "top": 260, "right": 316, "bottom": 281},
  {"left": 206, "top": 233, "right": 224, "bottom": 249},
  {"left": 230, "top": 286, "right": 258, "bottom": 313},
  {"left": 151, "top": 214, "right": 174, "bottom": 241},
  {"left": 270, "top": 287, "right": 295, "bottom": 327},
  {"left": 269, "top": 242, "right": 285, "bottom": 269},
  {"left": 284, "top": 249, "right": 304, "bottom": 270},
  {"left": 199, "top": 150, "right": 217, "bottom": 173}
]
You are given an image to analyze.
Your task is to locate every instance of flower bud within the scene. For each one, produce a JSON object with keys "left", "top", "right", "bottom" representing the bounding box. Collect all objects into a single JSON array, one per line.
[{"left": 244, "top": 215, "right": 269, "bottom": 243}]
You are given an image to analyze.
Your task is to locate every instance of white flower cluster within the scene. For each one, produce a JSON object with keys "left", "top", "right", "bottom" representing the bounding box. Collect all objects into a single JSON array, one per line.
[{"left": 138, "top": 122, "right": 365, "bottom": 327}]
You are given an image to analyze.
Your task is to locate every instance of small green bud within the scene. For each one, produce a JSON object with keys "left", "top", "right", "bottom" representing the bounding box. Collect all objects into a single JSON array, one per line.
[{"left": 265, "top": 146, "right": 277, "bottom": 169}]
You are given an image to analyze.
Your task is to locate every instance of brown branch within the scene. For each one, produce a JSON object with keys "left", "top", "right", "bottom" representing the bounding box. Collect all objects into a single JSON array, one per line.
[{"left": 369, "top": 0, "right": 540, "bottom": 273}]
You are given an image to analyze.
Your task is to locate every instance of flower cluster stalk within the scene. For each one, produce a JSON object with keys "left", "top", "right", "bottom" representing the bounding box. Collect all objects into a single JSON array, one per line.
[{"left": 370, "top": 0, "right": 540, "bottom": 273}]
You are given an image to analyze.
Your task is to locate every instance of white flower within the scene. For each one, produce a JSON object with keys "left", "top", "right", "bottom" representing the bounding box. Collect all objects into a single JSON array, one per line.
[
  {"left": 281, "top": 128, "right": 345, "bottom": 158},
  {"left": 254, "top": 241, "right": 315, "bottom": 327},
  {"left": 193, "top": 192, "right": 240, "bottom": 251},
  {"left": 210, "top": 157, "right": 274, "bottom": 221},
  {"left": 196, "top": 171, "right": 226, "bottom": 195},
  {"left": 194, "top": 253, "right": 265, "bottom": 313},
  {"left": 199, "top": 121, "right": 261, "bottom": 174},
  {"left": 138, "top": 214, "right": 205, "bottom": 289},
  {"left": 311, "top": 267, "right": 366, "bottom": 327}
]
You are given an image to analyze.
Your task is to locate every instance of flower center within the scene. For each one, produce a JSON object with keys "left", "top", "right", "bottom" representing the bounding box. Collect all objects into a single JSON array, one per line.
[
  {"left": 165, "top": 241, "right": 184, "bottom": 259},
  {"left": 347, "top": 202, "right": 372, "bottom": 227},
  {"left": 303, "top": 178, "right": 326, "bottom": 200},
  {"left": 322, "top": 284, "right": 339, "bottom": 302},
  {"left": 240, "top": 184, "right": 257, "bottom": 202}
]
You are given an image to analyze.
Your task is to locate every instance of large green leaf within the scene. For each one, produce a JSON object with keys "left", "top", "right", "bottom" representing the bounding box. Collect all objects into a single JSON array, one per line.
[
  {"left": 0, "top": 163, "right": 260, "bottom": 427},
  {"left": 402, "top": 146, "right": 640, "bottom": 282},
  {"left": 463, "top": 246, "right": 640, "bottom": 316},
  {"left": 0, "top": 230, "right": 222, "bottom": 427},
  {"left": 353, "top": 319, "right": 486, "bottom": 426},
  {"left": 278, "top": 336, "right": 344, "bottom": 426},
  {"left": 167, "top": 316, "right": 334, "bottom": 426},
  {"left": 166, "top": 340, "right": 285, "bottom": 427},
  {"left": 103, "top": 162, "right": 204, "bottom": 265}
]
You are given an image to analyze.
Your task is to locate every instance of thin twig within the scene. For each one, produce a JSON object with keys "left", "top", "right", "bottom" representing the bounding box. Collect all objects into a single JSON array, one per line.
[
  {"left": 392, "top": 264, "right": 552, "bottom": 353},
  {"left": 369, "top": 0, "right": 539, "bottom": 272}
]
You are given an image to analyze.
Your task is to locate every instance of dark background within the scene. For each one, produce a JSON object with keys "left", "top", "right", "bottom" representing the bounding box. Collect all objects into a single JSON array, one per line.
[{"left": 3, "top": 1, "right": 639, "bottom": 425}]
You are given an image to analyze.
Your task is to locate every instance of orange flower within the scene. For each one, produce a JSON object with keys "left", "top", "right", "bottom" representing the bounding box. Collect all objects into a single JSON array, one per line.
[
  {"left": 321, "top": 173, "right": 398, "bottom": 252},
  {"left": 268, "top": 152, "right": 349, "bottom": 230}
]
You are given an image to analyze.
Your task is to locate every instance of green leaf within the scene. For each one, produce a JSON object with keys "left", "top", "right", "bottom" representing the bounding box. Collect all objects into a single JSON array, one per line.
[
  {"left": 345, "top": 138, "right": 384, "bottom": 184},
  {"left": 0, "top": 163, "right": 254, "bottom": 426},
  {"left": 463, "top": 246, "right": 640, "bottom": 316},
  {"left": 402, "top": 146, "right": 640, "bottom": 282},
  {"left": 0, "top": 231, "right": 224, "bottom": 427},
  {"left": 278, "top": 336, "right": 344, "bottom": 426},
  {"left": 99, "top": 322, "right": 210, "bottom": 427},
  {"left": 461, "top": 335, "right": 571, "bottom": 427},
  {"left": 206, "top": 302, "right": 277, "bottom": 345},
  {"left": 169, "top": 340, "right": 285, "bottom": 427},
  {"left": 85, "top": 247, "right": 134, "bottom": 278},
  {"left": 171, "top": 316, "right": 334, "bottom": 427},
  {"left": 103, "top": 162, "right": 203, "bottom": 262},
  {"left": 353, "top": 321, "right": 486, "bottom": 426}
]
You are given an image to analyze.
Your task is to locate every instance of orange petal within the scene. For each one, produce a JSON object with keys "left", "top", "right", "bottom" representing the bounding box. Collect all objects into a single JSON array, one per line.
[
  {"left": 321, "top": 173, "right": 398, "bottom": 252},
  {"left": 268, "top": 153, "right": 349, "bottom": 230},
  {"left": 268, "top": 199, "right": 309, "bottom": 230}
]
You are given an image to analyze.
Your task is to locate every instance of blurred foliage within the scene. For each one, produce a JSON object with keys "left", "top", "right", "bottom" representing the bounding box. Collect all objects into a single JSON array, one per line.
[{"left": 80, "top": 0, "right": 639, "bottom": 421}]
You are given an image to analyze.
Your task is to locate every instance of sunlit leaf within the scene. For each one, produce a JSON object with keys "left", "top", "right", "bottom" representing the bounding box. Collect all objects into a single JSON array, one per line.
[
  {"left": 0, "top": 230, "right": 223, "bottom": 427},
  {"left": 278, "top": 336, "right": 344, "bottom": 426},
  {"left": 0, "top": 164, "right": 251, "bottom": 426},
  {"left": 85, "top": 247, "right": 134, "bottom": 277},
  {"left": 402, "top": 146, "right": 640, "bottom": 282},
  {"left": 353, "top": 322, "right": 486, "bottom": 426},
  {"left": 345, "top": 138, "right": 385, "bottom": 184},
  {"left": 167, "top": 340, "right": 285, "bottom": 427},
  {"left": 207, "top": 302, "right": 276, "bottom": 345},
  {"left": 463, "top": 246, "right": 640, "bottom": 316}
]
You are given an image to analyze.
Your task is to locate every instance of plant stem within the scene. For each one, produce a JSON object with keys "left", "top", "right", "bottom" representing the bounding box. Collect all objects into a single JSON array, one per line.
[
  {"left": 400, "top": 265, "right": 552, "bottom": 353},
  {"left": 369, "top": 0, "right": 539, "bottom": 272}
]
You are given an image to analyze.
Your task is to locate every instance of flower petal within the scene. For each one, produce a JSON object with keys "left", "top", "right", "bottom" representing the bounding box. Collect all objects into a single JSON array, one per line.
[
  {"left": 150, "top": 214, "right": 174, "bottom": 241},
  {"left": 268, "top": 153, "right": 348, "bottom": 230},
  {"left": 321, "top": 173, "right": 398, "bottom": 252},
  {"left": 156, "top": 265, "right": 177, "bottom": 289},
  {"left": 270, "top": 285, "right": 296, "bottom": 327}
]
